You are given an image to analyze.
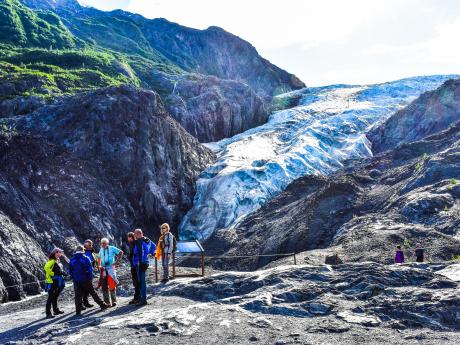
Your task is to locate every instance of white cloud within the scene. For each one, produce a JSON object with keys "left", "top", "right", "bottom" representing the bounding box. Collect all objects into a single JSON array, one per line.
[{"left": 79, "top": 0, "right": 460, "bottom": 85}]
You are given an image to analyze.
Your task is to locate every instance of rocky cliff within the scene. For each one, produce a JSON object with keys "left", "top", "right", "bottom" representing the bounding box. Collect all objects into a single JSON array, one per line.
[
  {"left": 139, "top": 18, "right": 305, "bottom": 98},
  {"left": 369, "top": 78, "right": 460, "bottom": 153},
  {"left": 163, "top": 74, "right": 267, "bottom": 142},
  {"left": 0, "top": 86, "right": 214, "bottom": 302}
]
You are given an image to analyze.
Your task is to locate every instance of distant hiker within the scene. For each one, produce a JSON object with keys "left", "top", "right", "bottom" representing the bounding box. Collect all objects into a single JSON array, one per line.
[
  {"left": 132, "top": 228, "right": 156, "bottom": 306},
  {"left": 413, "top": 243, "right": 427, "bottom": 263},
  {"left": 394, "top": 245, "right": 405, "bottom": 264},
  {"left": 44, "top": 248, "right": 67, "bottom": 318},
  {"left": 158, "top": 223, "right": 176, "bottom": 283},
  {"left": 97, "top": 238, "right": 123, "bottom": 307},
  {"left": 68, "top": 245, "right": 109, "bottom": 316}
]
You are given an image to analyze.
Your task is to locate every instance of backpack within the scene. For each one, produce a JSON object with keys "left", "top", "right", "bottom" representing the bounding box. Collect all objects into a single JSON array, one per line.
[{"left": 172, "top": 234, "right": 177, "bottom": 253}]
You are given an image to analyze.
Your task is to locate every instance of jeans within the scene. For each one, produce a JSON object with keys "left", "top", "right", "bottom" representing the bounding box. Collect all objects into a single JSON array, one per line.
[
  {"left": 131, "top": 267, "right": 140, "bottom": 301},
  {"left": 136, "top": 265, "right": 147, "bottom": 302},
  {"left": 162, "top": 254, "right": 170, "bottom": 280},
  {"left": 74, "top": 281, "right": 104, "bottom": 313},
  {"left": 45, "top": 280, "right": 64, "bottom": 315}
]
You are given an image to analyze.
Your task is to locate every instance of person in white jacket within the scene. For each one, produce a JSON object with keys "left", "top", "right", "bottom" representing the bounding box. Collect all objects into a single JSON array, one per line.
[{"left": 159, "top": 223, "right": 175, "bottom": 282}]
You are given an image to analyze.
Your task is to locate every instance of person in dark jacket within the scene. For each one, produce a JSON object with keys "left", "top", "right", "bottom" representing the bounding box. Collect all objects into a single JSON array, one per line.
[
  {"left": 132, "top": 228, "right": 156, "bottom": 306},
  {"left": 82, "top": 239, "right": 98, "bottom": 308},
  {"left": 68, "top": 245, "right": 108, "bottom": 316},
  {"left": 44, "top": 248, "right": 67, "bottom": 318},
  {"left": 84, "top": 240, "right": 98, "bottom": 270},
  {"left": 413, "top": 243, "right": 428, "bottom": 263},
  {"left": 127, "top": 232, "right": 140, "bottom": 304}
]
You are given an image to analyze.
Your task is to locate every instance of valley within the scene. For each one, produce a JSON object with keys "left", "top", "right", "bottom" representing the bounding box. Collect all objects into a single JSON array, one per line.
[{"left": 0, "top": 0, "right": 459, "bottom": 344}]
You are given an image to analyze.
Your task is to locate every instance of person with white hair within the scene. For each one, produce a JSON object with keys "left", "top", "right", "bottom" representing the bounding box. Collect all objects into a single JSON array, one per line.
[{"left": 97, "top": 238, "right": 123, "bottom": 307}]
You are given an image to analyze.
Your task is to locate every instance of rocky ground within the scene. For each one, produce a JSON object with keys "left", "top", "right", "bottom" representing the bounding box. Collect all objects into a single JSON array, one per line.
[{"left": 0, "top": 261, "right": 458, "bottom": 344}]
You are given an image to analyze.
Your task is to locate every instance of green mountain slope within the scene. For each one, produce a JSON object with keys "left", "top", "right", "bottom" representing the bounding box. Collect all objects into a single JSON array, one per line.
[{"left": 0, "top": 0, "right": 75, "bottom": 48}]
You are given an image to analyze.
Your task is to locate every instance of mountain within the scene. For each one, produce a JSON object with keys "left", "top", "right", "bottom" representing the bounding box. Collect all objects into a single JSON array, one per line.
[
  {"left": 180, "top": 76, "right": 455, "bottom": 241},
  {"left": 0, "top": 86, "right": 214, "bottom": 301},
  {"left": 22, "top": 0, "right": 304, "bottom": 97},
  {"left": 0, "top": 0, "right": 76, "bottom": 48},
  {"left": 2, "top": 0, "right": 304, "bottom": 143},
  {"left": 202, "top": 79, "right": 460, "bottom": 269},
  {"left": 369, "top": 78, "right": 460, "bottom": 153},
  {"left": 0, "top": 0, "right": 307, "bottom": 302}
]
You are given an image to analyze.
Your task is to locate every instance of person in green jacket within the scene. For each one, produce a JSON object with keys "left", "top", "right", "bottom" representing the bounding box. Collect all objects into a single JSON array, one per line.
[{"left": 44, "top": 248, "right": 67, "bottom": 318}]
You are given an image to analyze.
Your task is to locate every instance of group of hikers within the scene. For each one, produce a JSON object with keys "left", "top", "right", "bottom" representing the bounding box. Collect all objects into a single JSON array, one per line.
[
  {"left": 43, "top": 227, "right": 429, "bottom": 318},
  {"left": 43, "top": 223, "right": 175, "bottom": 318},
  {"left": 394, "top": 243, "right": 427, "bottom": 264}
]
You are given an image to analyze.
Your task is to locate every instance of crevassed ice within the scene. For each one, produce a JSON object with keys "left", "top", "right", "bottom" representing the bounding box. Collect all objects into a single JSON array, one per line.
[{"left": 180, "top": 75, "right": 458, "bottom": 240}]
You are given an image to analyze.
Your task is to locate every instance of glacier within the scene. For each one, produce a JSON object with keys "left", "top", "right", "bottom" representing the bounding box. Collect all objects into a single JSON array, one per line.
[{"left": 179, "top": 75, "right": 459, "bottom": 241}]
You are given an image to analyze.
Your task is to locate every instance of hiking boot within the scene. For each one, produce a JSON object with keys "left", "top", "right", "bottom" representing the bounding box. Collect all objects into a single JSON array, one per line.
[
  {"left": 136, "top": 300, "right": 148, "bottom": 307},
  {"left": 53, "top": 309, "right": 64, "bottom": 315},
  {"left": 111, "top": 302, "right": 117, "bottom": 307},
  {"left": 99, "top": 302, "right": 109, "bottom": 310},
  {"left": 81, "top": 306, "right": 87, "bottom": 311},
  {"left": 83, "top": 303, "right": 94, "bottom": 308},
  {"left": 161, "top": 278, "right": 169, "bottom": 283},
  {"left": 46, "top": 314, "right": 55, "bottom": 319}
]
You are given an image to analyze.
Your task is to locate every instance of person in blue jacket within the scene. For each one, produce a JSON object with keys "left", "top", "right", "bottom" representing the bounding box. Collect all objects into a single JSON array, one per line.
[
  {"left": 132, "top": 228, "right": 156, "bottom": 306},
  {"left": 68, "top": 245, "right": 108, "bottom": 316}
]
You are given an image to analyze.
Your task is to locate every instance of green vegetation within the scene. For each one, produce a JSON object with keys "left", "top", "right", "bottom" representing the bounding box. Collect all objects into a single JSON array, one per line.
[
  {"left": 0, "top": 0, "right": 76, "bottom": 49},
  {"left": 448, "top": 178, "right": 458, "bottom": 190},
  {"left": 403, "top": 238, "right": 411, "bottom": 249},
  {"left": 415, "top": 153, "right": 430, "bottom": 172},
  {"left": 0, "top": 45, "right": 142, "bottom": 99},
  {"left": 0, "top": 122, "right": 17, "bottom": 139},
  {"left": 0, "top": 0, "right": 190, "bottom": 102}
]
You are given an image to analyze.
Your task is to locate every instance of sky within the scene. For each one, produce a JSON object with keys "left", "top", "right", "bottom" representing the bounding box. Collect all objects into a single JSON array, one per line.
[{"left": 78, "top": 0, "right": 460, "bottom": 86}]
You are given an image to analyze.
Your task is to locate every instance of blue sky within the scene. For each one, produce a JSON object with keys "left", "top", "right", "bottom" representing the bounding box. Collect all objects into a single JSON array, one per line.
[{"left": 79, "top": 0, "right": 460, "bottom": 86}]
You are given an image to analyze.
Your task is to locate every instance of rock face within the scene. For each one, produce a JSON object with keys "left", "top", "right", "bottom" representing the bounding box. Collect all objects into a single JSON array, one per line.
[
  {"left": 204, "top": 82, "right": 460, "bottom": 269},
  {"left": 369, "top": 79, "right": 460, "bottom": 153},
  {"left": 140, "top": 19, "right": 305, "bottom": 98},
  {"left": 0, "top": 86, "right": 214, "bottom": 302},
  {"left": 164, "top": 75, "right": 267, "bottom": 142}
]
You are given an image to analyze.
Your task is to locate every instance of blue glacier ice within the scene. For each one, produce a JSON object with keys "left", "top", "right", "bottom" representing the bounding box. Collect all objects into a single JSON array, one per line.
[{"left": 180, "top": 75, "right": 459, "bottom": 240}]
